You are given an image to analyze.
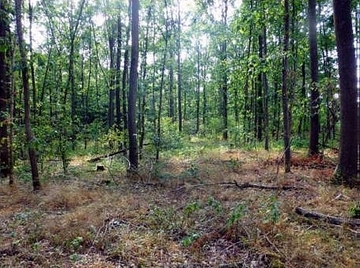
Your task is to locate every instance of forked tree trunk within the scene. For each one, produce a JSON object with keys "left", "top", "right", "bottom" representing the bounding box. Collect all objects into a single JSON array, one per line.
[{"left": 15, "top": 0, "right": 41, "bottom": 190}]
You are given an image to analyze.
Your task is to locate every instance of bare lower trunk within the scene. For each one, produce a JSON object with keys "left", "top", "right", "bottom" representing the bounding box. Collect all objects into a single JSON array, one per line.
[{"left": 15, "top": 0, "right": 41, "bottom": 191}]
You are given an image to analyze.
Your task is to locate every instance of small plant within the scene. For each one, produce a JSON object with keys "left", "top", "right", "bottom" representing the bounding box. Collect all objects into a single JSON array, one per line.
[
  {"left": 181, "top": 232, "right": 201, "bottom": 247},
  {"left": 187, "top": 163, "right": 199, "bottom": 178},
  {"left": 226, "top": 203, "right": 247, "bottom": 227},
  {"left": 69, "top": 253, "right": 80, "bottom": 262},
  {"left": 70, "top": 236, "right": 84, "bottom": 251},
  {"left": 184, "top": 200, "right": 201, "bottom": 217},
  {"left": 349, "top": 202, "right": 360, "bottom": 219},
  {"left": 207, "top": 196, "right": 223, "bottom": 213},
  {"left": 263, "top": 195, "right": 281, "bottom": 223},
  {"left": 147, "top": 206, "right": 180, "bottom": 234}
]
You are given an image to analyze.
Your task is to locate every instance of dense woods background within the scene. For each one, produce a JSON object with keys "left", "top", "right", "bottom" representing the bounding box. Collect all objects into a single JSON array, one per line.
[{"left": 0, "top": 0, "right": 359, "bottom": 187}]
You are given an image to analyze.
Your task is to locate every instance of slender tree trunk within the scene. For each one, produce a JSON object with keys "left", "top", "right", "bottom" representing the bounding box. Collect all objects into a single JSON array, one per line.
[
  {"left": 115, "top": 14, "right": 122, "bottom": 130},
  {"left": 256, "top": 34, "right": 263, "bottom": 142},
  {"left": 196, "top": 42, "right": 201, "bottom": 134},
  {"left": 282, "top": 0, "right": 291, "bottom": 173},
  {"left": 169, "top": 50, "right": 175, "bottom": 121},
  {"left": 156, "top": 0, "right": 170, "bottom": 161},
  {"left": 261, "top": 25, "right": 269, "bottom": 151},
  {"left": 122, "top": 21, "right": 130, "bottom": 133},
  {"left": 15, "top": 0, "right": 41, "bottom": 190},
  {"left": 177, "top": 0, "right": 182, "bottom": 132},
  {"left": 220, "top": 0, "right": 228, "bottom": 141},
  {"left": 108, "top": 28, "right": 116, "bottom": 130},
  {"left": 139, "top": 5, "right": 151, "bottom": 152},
  {"left": 0, "top": 0, "right": 12, "bottom": 180},
  {"left": 298, "top": 62, "right": 307, "bottom": 136},
  {"left": 333, "top": 0, "right": 359, "bottom": 185},
  {"left": 28, "top": 1, "right": 37, "bottom": 122},
  {"left": 308, "top": 0, "right": 320, "bottom": 155},
  {"left": 128, "top": 0, "right": 139, "bottom": 169},
  {"left": 202, "top": 64, "right": 207, "bottom": 127}
]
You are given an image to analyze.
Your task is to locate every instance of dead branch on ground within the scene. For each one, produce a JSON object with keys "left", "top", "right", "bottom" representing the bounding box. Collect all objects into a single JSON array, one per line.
[
  {"left": 175, "top": 180, "right": 304, "bottom": 192},
  {"left": 87, "top": 149, "right": 127, "bottom": 163},
  {"left": 295, "top": 207, "right": 360, "bottom": 227}
]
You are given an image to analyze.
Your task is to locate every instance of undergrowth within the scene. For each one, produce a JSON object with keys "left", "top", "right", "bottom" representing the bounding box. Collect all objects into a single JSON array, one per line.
[{"left": 0, "top": 141, "right": 359, "bottom": 267}]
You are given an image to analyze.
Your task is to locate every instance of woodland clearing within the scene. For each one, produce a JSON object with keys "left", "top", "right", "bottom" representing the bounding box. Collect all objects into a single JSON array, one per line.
[{"left": 0, "top": 141, "right": 359, "bottom": 267}]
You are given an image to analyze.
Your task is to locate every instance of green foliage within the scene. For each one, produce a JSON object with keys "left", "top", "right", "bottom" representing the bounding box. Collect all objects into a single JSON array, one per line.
[
  {"left": 349, "top": 202, "right": 360, "bottom": 219},
  {"left": 184, "top": 200, "right": 202, "bottom": 217},
  {"left": 262, "top": 195, "right": 281, "bottom": 224},
  {"left": 207, "top": 196, "right": 223, "bottom": 213},
  {"left": 147, "top": 205, "right": 181, "bottom": 235},
  {"left": 226, "top": 203, "right": 247, "bottom": 227},
  {"left": 181, "top": 232, "right": 201, "bottom": 247},
  {"left": 69, "top": 236, "right": 84, "bottom": 251}
]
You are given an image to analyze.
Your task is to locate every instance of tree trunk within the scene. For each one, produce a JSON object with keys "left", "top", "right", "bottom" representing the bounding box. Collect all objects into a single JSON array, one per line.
[
  {"left": 196, "top": 43, "right": 201, "bottom": 134},
  {"left": 15, "top": 0, "right": 41, "bottom": 191},
  {"left": 261, "top": 25, "right": 269, "bottom": 151},
  {"left": 115, "top": 14, "right": 122, "bottom": 131},
  {"left": 139, "top": 5, "right": 151, "bottom": 152},
  {"left": 122, "top": 22, "right": 130, "bottom": 133},
  {"left": 220, "top": 0, "right": 228, "bottom": 141},
  {"left": 28, "top": 1, "right": 37, "bottom": 123},
  {"left": 156, "top": 0, "right": 170, "bottom": 161},
  {"left": 308, "top": 0, "right": 320, "bottom": 156},
  {"left": 177, "top": 0, "right": 182, "bottom": 132},
  {"left": 108, "top": 26, "right": 116, "bottom": 130},
  {"left": 0, "top": 0, "right": 13, "bottom": 181},
  {"left": 128, "top": 0, "right": 139, "bottom": 169},
  {"left": 282, "top": 0, "right": 291, "bottom": 173},
  {"left": 333, "top": 0, "right": 359, "bottom": 186}
]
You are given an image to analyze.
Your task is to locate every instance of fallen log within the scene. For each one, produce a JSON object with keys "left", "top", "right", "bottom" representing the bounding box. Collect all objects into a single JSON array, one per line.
[
  {"left": 87, "top": 149, "right": 127, "bottom": 163},
  {"left": 295, "top": 207, "right": 360, "bottom": 227}
]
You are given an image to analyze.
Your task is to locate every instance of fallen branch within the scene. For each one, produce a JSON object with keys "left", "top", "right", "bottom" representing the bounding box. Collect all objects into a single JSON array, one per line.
[
  {"left": 233, "top": 180, "right": 303, "bottom": 191},
  {"left": 295, "top": 207, "right": 360, "bottom": 227},
  {"left": 174, "top": 181, "right": 303, "bottom": 192},
  {"left": 87, "top": 149, "right": 127, "bottom": 163}
]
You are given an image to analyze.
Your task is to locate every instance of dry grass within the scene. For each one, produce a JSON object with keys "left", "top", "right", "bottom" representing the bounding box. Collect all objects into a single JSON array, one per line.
[{"left": 0, "top": 145, "right": 359, "bottom": 267}]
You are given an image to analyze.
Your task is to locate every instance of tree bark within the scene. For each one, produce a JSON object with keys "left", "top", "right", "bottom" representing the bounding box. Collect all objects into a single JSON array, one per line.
[
  {"left": 15, "top": 0, "right": 41, "bottom": 191},
  {"left": 128, "top": 0, "right": 139, "bottom": 169},
  {"left": 220, "top": 0, "right": 228, "bottom": 141},
  {"left": 115, "top": 14, "right": 122, "bottom": 130},
  {"left": 282, "top": 0, "right": 291, "bottom": 173},
  {"left": 0, "top": 0, "right": 13, "bottom": 181},
  {"left": 28, "top": 1, "right": 37, "bottom": 123},
  {"left": 308, "top": 0, "right": 320, "bottom": 156},
  {"left": 332, "top": 0, "right": 359, "bottom": 186},
  {"left": 176, "top": 0, "right": 182, "bottom": 132}
]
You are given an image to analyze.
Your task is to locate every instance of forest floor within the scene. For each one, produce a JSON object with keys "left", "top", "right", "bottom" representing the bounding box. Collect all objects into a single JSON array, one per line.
[{"left": 0, "top": 139, "right": 359, "bottom": 267}]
